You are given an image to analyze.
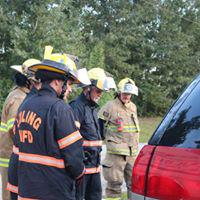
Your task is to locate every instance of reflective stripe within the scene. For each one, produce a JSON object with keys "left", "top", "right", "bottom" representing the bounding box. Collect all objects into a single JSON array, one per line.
[
  {"left": 107, "top": 148, "right": 137, "bottom": 156},
  {"left": 18, "top": 196, "right": 39, "bottom": 200},
  {"left": 0, "top": 121, "right": 8, "bottom": 132},
  {"left": 19, "top": 152, "right": 65, "bottom": 168},
  {"left": 13, "top": 145, "right": 19, "bottom": 155},
  {"left": 85, "top": 166, "right": 101, "bottom": 174},
  {"left": 0, "top": 158, "right": 9, "bottom": 167},
  {"left": 7, "top": 118, "right": 15, "bottom": 130},
  {"left": 108, "top": 125, "right": 139, "bottom": 133},
  {"left": 57, "top": 130, "right": 82, "bottom": 149},
  {"left": 7, "top": 182, "right": 18, "bottom": 194},
  {"left": 82, "top": 140, "right": 103, "bottom": 147},
  {"left": 107, "top": 148, "right": 138, "bottom": 156}
]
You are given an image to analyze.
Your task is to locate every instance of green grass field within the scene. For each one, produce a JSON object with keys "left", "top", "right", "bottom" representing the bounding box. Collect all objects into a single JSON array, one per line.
[{"left": 139, "top": 117, "right": 162, "bottom": 143}]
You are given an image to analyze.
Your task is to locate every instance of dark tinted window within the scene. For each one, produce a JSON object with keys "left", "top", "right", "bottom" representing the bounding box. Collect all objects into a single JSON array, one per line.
[
  {"left": 149, "top": 74, "right": 200, "bottom": 145},
  {"left": 158, "top": 79, "right": 200, "bottom": 148}
]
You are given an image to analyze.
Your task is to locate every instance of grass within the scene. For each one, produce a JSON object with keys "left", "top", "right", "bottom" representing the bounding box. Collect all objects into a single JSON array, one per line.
[{"left": 139, "top": 117, "right": 162, "bottom": 143}]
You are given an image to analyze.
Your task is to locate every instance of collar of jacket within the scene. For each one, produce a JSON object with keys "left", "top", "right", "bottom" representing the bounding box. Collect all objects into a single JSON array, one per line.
[
  {"left": 116, "top": 97, "right": 132, "bottom": 108},
  {"left": 79, "top": 92, "right": 99, "bottom": 108},
  {"left": 38, "top": 83, "right": 58, "bottom": 98},
  {"left": 13, "top": 86, "right": 30, "bottom": 94}
]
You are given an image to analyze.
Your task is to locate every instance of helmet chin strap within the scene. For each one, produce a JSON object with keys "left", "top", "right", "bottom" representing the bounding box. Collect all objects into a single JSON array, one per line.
[{"left": 59, "top": 76, "right": 69, "bottom": 100}]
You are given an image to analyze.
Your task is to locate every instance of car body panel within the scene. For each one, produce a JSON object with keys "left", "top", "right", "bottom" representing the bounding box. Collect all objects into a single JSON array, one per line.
[
  {"left": 132, "top": 145, "right": 156, "bottom": 195},
  {"left": 131, "top": 74, "right": 200, "bottom": 200},
  {"left": 147, "top": 146, "right": 200, "bottom": 200}
]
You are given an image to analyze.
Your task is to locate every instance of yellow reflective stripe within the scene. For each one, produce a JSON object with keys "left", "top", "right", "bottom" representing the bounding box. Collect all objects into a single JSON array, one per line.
[
  {"left": 0, "top": 158, "right": 9, "bottom": 167},
  {"left": 107, "top": 148, "right": 138, "bottom": 156},
  {"left": 0, "top": 121, "right": 8, "bottom": 132},
  {"left": 7, "top": 118, "right": 15, "bottom": 130},
  {"left": 108, "top": 125, "right": 138, "bottom": 133},
  {"left": 107, "top": 148, "right": 130, "bottom": 155}
]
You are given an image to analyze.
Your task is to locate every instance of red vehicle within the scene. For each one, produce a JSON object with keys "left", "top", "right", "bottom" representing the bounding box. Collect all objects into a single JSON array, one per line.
[{"left": 131, "top": 74, "right": 200, "bottom": 200}]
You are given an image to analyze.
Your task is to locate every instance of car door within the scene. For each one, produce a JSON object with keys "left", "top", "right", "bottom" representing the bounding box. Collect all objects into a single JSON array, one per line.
[{"left": 146, "top": 75, "right": 200, "bottom": 200}]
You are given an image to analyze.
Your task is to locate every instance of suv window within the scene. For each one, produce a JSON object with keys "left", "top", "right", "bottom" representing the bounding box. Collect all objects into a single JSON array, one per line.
[{"left": 149, "top": 74, "right": 200, "bottom": 148}]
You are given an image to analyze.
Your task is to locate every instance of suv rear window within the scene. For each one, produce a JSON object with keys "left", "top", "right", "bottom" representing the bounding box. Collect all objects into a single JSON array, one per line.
[{"left": 149, "top": 74, "right": 200, "bottom": 149}]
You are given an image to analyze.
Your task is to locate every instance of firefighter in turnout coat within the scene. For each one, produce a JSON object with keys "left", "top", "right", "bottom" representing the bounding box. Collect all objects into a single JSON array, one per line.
[
  {"left": 70, "top": 68, "right": 109, "bottom": 200},
  {"left": 0, "top": 59, "right": 40, "bottom": 200},
  {"left": 98, "top": 78, "right": 140, "bottom": 200},
  {"left": 10, "top": 46, "right": 90, "bottom": 199},
  {"left": 7, "top": 59, "right": 42, "bottom": 200}
]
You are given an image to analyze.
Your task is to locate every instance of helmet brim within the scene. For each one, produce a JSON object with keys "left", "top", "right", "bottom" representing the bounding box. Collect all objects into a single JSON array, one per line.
[
  {"left": 10, "top": 65, "right": 23, "bottom": 74},
  {"left": 29, "top": 60, "right": 68, "bottom": 75}
]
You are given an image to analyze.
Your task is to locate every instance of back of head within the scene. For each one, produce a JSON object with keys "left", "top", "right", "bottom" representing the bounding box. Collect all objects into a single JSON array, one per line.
[
  {"left": 11, "top": 58, "right": 41, "bottom": 88},
  {"left": 14, "top": 72, "right": 29, "bottom": 88}
]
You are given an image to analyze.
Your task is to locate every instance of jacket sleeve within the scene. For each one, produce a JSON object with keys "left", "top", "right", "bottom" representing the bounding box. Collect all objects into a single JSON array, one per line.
[
  {"left": 70, "top": 101, "right": 85, "bottom": 125},
  {"left": 54, "top": 102, "right": 85, "bottom": 179},
  {"left": 6, "top": 96, "right": 25, "bottom": 133}
]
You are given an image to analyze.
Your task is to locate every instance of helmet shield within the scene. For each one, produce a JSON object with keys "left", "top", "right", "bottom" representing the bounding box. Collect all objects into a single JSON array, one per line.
[{"left": 118, "top": 78, "right": 138, "bottom": 95}]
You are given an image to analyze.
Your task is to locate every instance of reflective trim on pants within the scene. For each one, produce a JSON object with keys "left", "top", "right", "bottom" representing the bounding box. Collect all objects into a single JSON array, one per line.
[
  {"left": 83, "top": 140, "right": 103, "bottom": 147},
  {"left": 85, "top": 166, "right": 101, "bottom": 174},
  {"left": 7, "top": 182, "right": 18, "bottom": 194}
]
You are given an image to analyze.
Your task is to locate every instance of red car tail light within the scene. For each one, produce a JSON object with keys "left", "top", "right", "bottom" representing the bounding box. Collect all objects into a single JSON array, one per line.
[
  {"left": 132, "top": 145, "right": 156, "bottom": 195},
  {"left": 146, "top": 146, "right": 200, "bottom": 200}
]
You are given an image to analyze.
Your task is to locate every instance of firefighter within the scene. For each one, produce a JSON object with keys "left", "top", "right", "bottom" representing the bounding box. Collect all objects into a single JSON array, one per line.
[
  {"left": 7, "top": 59, "right": 42, "bottom": 200},
  {"left": 98, "top": 78, "right": 140, "bottom": 200},
  {"left": 12, "top": 46, "right": 90, "bottom": 199},
  {"left": 0, "top": 58, "right": 40, "bottom": 200},
  {"left": 70, "top": 68, "right": 108, "bottom": 200}
]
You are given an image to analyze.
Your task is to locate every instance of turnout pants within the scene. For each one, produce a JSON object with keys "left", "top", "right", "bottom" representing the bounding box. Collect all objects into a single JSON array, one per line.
[
  {"left": 0, "top": 166, "right": 10, "bottom": 200},
  {"left": 102, "top": 153, "right": 135, "bottom": 199},
  {"left": 81, "top": 173, "right": 102, "bottom": 200}
]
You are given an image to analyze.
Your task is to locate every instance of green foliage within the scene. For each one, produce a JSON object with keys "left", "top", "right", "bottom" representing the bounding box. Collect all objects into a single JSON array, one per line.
[
  {"left": 88, "top": 41, "right": 105, "bottom": 69},
  {"left": 0, "top": 0, "right": 200, "bottom": 116},
  {"left": 0, "top": 78, "right": 13, "bottom": 113}
]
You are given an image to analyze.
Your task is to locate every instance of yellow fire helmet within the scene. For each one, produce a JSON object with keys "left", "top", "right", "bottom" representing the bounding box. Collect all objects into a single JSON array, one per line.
[
  {"left": 88, "top": 68, "right": 107, "bottom": 90},
  {"left": 29, "top": 46, "right": 90, "bottom": 85},
  {"left": 118, "top": 78, "right": 138, "bottom": 96},
  {"left": 10, "top": 58, "right": 41, "bottom": 76}
]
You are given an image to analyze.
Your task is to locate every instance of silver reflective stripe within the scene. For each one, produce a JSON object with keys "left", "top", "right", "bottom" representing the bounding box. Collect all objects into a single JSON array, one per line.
[{"left": 131, "top": 192, "right": 158, "bottom": 200}]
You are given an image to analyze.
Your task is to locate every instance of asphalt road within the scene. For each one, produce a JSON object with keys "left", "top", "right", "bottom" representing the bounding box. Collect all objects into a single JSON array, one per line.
[{"left": 0, "top": 143, "right": 146, "bottom": 199}]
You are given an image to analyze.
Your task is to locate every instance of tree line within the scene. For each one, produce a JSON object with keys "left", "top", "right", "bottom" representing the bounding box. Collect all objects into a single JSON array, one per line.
[{"left": 0, "top": 0, "right": 200, "bottom": 116}]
